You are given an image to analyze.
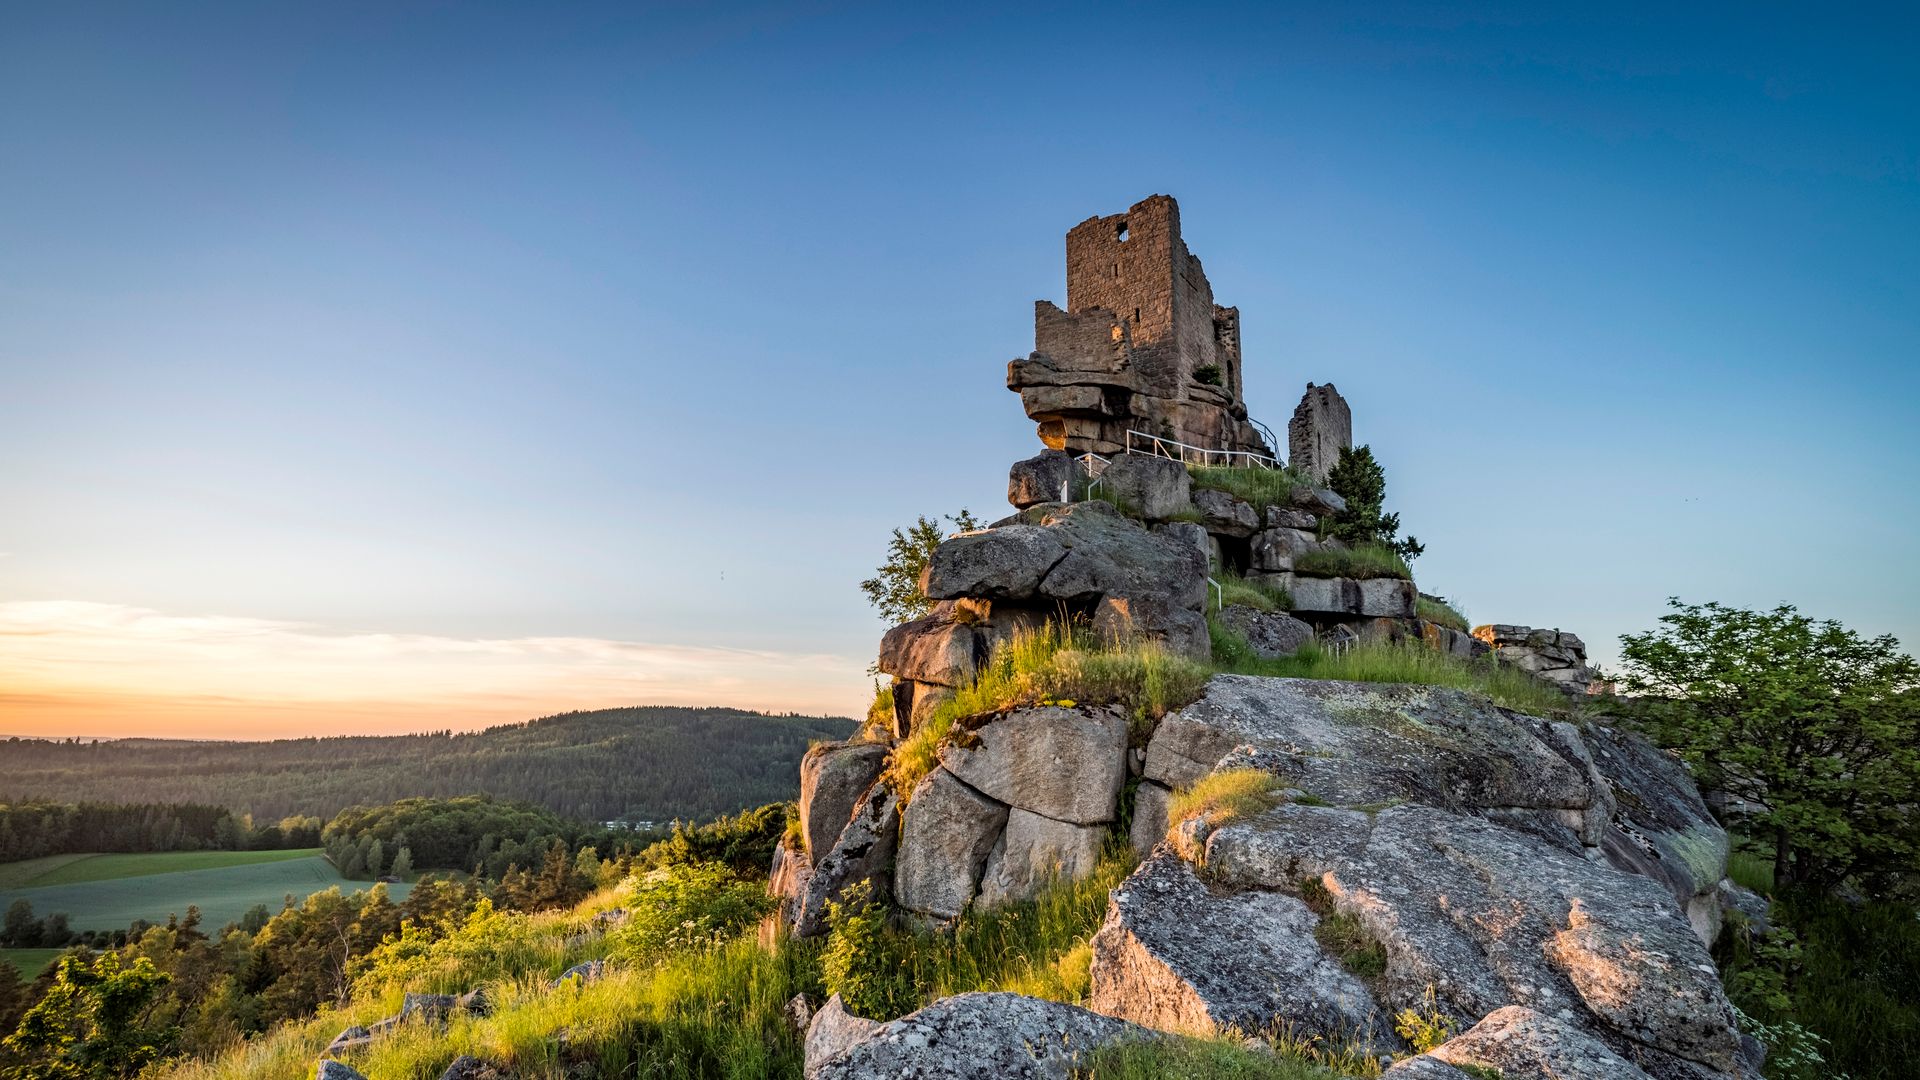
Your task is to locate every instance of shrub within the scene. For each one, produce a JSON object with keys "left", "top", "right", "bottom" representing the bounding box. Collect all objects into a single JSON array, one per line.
[
  {"left": 821, "top": 881, "right": 914, "bottom": 1020},
  {"left": 1194, "top": 364, "right": 1223, "bottom": 386},
  {"left": 886, "top": 623, "right": 1211, "bottom": 799},
  {"left": 859, "top": 510, "right": 983, "bottom": 624},
  {"left": 1393, "top": 985, "right": 1457, "bottom": 1054},
  {"left": 1293, "top": 543, "right": 1411, "bottom": 581},
  {"left": 1415, "top": 595, "right": 1468, "bottom": 632},
  {"left": 615, "top": 861, "right": 773, "bottom": 959}
]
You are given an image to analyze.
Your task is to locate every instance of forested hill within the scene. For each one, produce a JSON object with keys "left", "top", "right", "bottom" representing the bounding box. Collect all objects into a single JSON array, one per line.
[{"left": 0, "top": 706, "right": 854, "bottom": 823}]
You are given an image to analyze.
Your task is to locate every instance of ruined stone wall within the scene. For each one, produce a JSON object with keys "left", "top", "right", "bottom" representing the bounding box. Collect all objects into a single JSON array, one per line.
[
  {"left": 1287, "top": 382, "right": 1352, "bottom": 482},
  {"left": 1013, "top": 195, "right": 1270, "bottom": 457}
]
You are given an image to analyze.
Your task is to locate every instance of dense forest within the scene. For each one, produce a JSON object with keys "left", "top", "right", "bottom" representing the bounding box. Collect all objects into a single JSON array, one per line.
[
  {"left": 0, "top": 707, "right": 852, "bottom": 823},
  {"left": 0, "top": 802, "right": 321, "bottom": 863}
]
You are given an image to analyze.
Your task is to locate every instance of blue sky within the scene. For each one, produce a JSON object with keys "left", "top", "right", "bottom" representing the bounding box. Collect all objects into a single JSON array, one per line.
[{"left": 2, "top": 2, "right": 1916, "bottom": 736}]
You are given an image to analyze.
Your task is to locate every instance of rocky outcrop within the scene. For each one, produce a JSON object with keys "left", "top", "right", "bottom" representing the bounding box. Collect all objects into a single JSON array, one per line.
[
  {"left": 1095, "top": 455, "right": 1192, "bottom": 520},
  {"left": 977, "top": 808, "right": 1105, "bottom": 908},
  {"left": 1473, "top": 624, "right": 1600, "bottom": 695},
  {"left": 1093, "top": 674, "right": 1748, "bottom": 1079},
  {"left": 1586, "top": 724, "right": 1732, "bottom": 944},
  {"left": 315, "top": 1062, "right": 367, "bottom": 1080},
  {"left": 808, "top": 991, "right": 1153, "bottom": 1080},
  {"left": 1286, "top": 575, "right": 1417, "bottom": 619}
]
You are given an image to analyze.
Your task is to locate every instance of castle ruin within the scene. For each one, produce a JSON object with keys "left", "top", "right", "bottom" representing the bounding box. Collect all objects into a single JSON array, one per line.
[{"left": 1008, "top": 195, "right": 1276, "bottom": 458}]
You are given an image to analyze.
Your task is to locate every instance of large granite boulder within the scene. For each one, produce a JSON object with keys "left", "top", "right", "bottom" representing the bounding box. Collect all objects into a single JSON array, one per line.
[
  {"left": 1192, "top": 488, "right": 1259, "bottom": 537},
  {"left": 1250, "top": 526, "right": 1317, "bottom": 573},
  {"left": 1091, "top": 593, "right": 1210, "bottom": 661},
  {"left": 1008, "top": 449, "right": 1074, "bottom": 509},
  {"left": 1089, "top": 849, "right": 1394, "bottom": 1050},
  {"left": 792, "top": 783, "right": 899, "bottom": 938},
  {"left": 878, "top": 614, "right": 982, "bottom": 688},
  {"left": 315, "top": 1063, "right": 368, "bottom": 1080},
  {"left": 1097, "top": 455, "right": 1192, "bottom": 520},
  {"left": 1030, "top": 503, "right": 1208, "bottom": 610},
  {"left": 809, "top": 991, "right": 1152, "bottom": 1080},
  {"left": 804, "top": 993, "right": 883, "bottom": 1078},
  {"left": 1288, "top": 576, "right": 1416, "bottom": 618},
  {"left": 923, "top": 526, "right": 1067, "bottom": 601},
  {"left": 798, "top": 742, "right": 889, "bottom": 859},
  {"left": 977, "top": 808, "right": 1105, "bottom": 908},
  {"left": 896, "top": 768, "right": 1009, "bottom": 919},
  {"left": 939, "top": 705, "right": 1127, "bottom": 825},
  {"left": 1215, "top": 605, "right": 1313, "bottom": 659}
]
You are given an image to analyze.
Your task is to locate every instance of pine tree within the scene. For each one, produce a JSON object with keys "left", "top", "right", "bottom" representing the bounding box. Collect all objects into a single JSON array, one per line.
[{"left": 1324, "top": 445, "right": 1424, "bottom": 561}]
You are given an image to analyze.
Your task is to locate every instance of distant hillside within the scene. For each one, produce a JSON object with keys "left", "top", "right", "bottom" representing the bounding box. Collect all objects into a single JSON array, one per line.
[{"left": 0, "top": 707, "right": 855, "bottom": 824}]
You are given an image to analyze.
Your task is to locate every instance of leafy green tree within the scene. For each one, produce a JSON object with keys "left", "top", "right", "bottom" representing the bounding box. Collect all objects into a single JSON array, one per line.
[
  {"left": 2, "top": 901, "right": 38, "bottom": 948},
  {"left": 1323, "top": 445, "right": 1423, "bottom": 561},
  {"left": 1618, "top": 599, "right": 1920, "bottom": 892},
  {"left": 387, "top": 846, "right": 413, "bottom": 882},
  {"left": 1, "top": 952, "right": 173, "bottom": 1079},
  {"left": 859, "top": 510, "right": 982, "bottom": 624}
]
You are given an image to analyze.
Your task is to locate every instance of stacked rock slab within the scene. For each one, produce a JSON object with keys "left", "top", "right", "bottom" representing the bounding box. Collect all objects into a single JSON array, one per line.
[
  {"left": 1007, "top": 194, "right": 1273, "bottom": 458},
  {"left": 1091, "top": 674, "right": 1760, "bottom": 1080},
  {"left": 1473, "top": 623, "right": 1600, "bottom": 695}
]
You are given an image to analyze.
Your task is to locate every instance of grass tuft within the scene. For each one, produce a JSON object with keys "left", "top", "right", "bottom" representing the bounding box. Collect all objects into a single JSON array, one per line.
[
  {"left": 886, "top": 624, "right": 1212, "bottom": 800},
  {"left": 1211, "top": 636, "right": 1571, "bottom": 719},
  {"left": 1415, "top": 595, "right": 1468, "bottom": 632},
  {"left": 1214, "top": 572, "right": 1292, "bottom": 613},
  {"left": 1293, "top": 543, "right": 1411, "bottom": 581},
  {"left": 1072, "top": 1034, "right": 1359, "bottom": 1079}
]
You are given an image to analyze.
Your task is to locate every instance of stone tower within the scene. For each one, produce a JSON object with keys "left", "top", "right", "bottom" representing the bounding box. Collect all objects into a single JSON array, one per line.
[
  {"left": 1287, "top": 382, "right": 1352, "bottom": 483},
  {"left": 1007, "top": 195, "right": 1273, "bottom": 458}
]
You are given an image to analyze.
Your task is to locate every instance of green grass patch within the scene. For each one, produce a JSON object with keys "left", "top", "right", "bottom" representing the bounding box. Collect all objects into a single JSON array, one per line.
[
  {"left": 1, "top": 848, "right": 323, "bottom": 889},
  {"left": 0, "top": 947, "right": 66, "bottom": 976},
  {"left": 1725, "top": 849, "right": 1775, "bottom": 894},
  {"left": 887, "top": 623, "right": 1212, "bottom": 800},
  {"left": 1072, "top": 1035, "right": 1354, "bottom": 1079},
  {"left": 1166, "top": 770, "right": 1288, "bottom": 841},
  {"left": 0, "top": 854, "right": 407, "bottom": 932},
  {"left": 1415, "top": 595, "right": 1468, "bottom": 632},
  {"left": 1762, "top": 891, "right": 1920, "bottom": 1080},
  {"left": 1314, "top": 913, "right": 1385, "bottom": 979},
  {"left": 1293, "top": 543, "right": 1410, "bottom": 581},
  {"left": 1187, "top": 464, "right": 1314, "bottom": 511},
  {"left": 1215, "top": 572, "right": 1291, "bottom": 613},
  {"left": 1210, "top": 635, "right": 1572, "bottom": 719}
]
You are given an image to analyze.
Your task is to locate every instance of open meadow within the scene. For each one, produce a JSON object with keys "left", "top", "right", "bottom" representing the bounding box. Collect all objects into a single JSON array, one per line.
[{"left": 0, "top": 849, "right": 411, "bottom": 933}]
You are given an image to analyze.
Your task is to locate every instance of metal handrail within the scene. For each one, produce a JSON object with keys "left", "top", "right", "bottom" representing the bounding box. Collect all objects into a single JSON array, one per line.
[{"left": 1124, "top": 429, "right": 1279, "bottom": 470}]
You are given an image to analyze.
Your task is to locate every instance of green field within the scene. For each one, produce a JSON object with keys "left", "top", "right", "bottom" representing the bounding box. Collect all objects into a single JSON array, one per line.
[
  {"left": 0, "top": 849, "right": 324, "bottom": 890},
  {"left": 0, "top": 948, "right": 65, "bottom": 976},
  {"left": 0, "top": 852, "right": 411, "bottom": 933}
]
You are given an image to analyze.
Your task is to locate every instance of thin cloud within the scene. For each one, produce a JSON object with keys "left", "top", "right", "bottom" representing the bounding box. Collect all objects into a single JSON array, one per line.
[{"left": 0, "top": 601, "right": 868, "bottom": 739}]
